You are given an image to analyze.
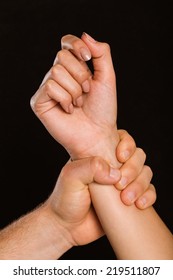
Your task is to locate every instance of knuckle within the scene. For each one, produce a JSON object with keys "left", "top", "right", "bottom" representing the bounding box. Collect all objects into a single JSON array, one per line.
[
  {"left": 62, "top": 92, "right": 72, "bottom": 104},
  {"left": 76, "top": 69, "right": 89, "bottom": 82},
  {"left": 145, "top": 165, "right": 153, "bottom": 179},
  {"left": 44, "top": 79, "right": 55, "bottom": 92},
  {"left": 150, "top": 184, "right": 157, "bottom": 200},
  {"left": 146, "top": 185, "right": 157, "bottom": 205},
  {"left": 56, "top": 49, "right": 69, "bottom": 62},
  {"left": 137, "top": 147, "right": 146, "bottom": 161},
  {"left": 71, "top": 84, "right": 82, "bottom": 98},
  {"left": 124, "top": 164, "right": 137, "bottom": 178},
  {"left": 50, "top": 64, "right": 63, "bottom": 78},
  {"left": 127, "top": 133, "right": 136, "bottom": 144},
  {"left": 133, "top": 181, "right": 141, "bottom": 191},
  {"left": 30, "top": 95, "right": 36, "bottom": 111},
  {"left": 102, "top": 42, "right": 111, "bottom": 53},
  {"left": 150, "top": 183, "right": 156, "bottom": 192}
]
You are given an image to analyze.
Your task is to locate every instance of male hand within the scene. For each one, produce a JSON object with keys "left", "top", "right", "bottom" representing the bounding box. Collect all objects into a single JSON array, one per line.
[{"left": 48, "top": 150, "right": 155, "bottom": 246}]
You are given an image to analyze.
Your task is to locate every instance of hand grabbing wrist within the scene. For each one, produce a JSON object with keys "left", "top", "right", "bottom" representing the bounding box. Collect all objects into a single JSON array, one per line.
[{"left": 70, "top": 128, "right": 121, "bottom": 168}]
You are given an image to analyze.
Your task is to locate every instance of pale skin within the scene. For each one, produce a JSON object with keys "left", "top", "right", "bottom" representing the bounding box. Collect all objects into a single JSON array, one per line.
[
  {"left": 0, "top": 131, "right": 155, "bottom": 259},
  {"left": 30, "top": 32, "right": 173, "bottom": 259}
]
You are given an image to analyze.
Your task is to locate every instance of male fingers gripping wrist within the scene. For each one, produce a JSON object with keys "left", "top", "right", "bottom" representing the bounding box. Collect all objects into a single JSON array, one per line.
[
  {"left": 116, "top": 129, "right": 156, "bottom": 209},
  {"left": 48, "top": 130, "right": 156, "bottom": 250},
  {"left": 47, "top": 156, "right": 121, "bottom": 248}
]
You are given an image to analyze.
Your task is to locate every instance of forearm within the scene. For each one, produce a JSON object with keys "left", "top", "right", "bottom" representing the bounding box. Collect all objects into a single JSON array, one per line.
[
  {"left": 85, "top": 136, "right": 173, "bottom": 259},
  {"left": 89, "top": 183, "right": 173, "bottom": 259},
  {"left": 0, "top": 204, "right": 73, "bottom": 259}
]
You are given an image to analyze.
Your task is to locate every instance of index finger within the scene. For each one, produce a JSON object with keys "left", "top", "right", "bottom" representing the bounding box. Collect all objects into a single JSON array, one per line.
[{"left": 61, "top": 34, "right": 92, "bottom": 61}]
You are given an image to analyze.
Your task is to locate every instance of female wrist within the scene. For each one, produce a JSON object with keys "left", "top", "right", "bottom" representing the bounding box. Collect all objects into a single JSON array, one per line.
[{"left": 70, "top": 129, "right": 121, "bottom": 168}]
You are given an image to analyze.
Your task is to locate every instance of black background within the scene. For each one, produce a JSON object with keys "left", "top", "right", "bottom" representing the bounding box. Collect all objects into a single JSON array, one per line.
[{"left": 0, "top": 0, "right": 172, "bottom": 259}]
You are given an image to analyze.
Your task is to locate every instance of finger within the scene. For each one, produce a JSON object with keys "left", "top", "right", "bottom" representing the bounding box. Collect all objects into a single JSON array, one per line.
[
  {"left": 60, "top": 156, "right": 121, "bottom": 190},
  {"left": 115, "top": 148, "right": 146, "bottom": 190},
  {"left": 61, "top": 34, "right": 92, "bottom": 61},
  {"left": 135, "top": 184, "right": 157, "bottom": 209},
  {"left": 31, "top": 79, "right": 74, "bottom": 115},
  {"left": 117, "top": 129, "right": 136, "bottom": 162},
  {"left": 44, "top": 64, "right": 84, "bottom": 107},
  {"left": 60, "top": 35, "right": 92, "bottom": 76},
  {"left": 120, "top": 165, "right": 153, "bottom": 206},
  {"left": 55, "top": 49, "right": 92, "bottom": 93},
  {"left": 81, "top": 32, "right": 116, "bottom": 83}
]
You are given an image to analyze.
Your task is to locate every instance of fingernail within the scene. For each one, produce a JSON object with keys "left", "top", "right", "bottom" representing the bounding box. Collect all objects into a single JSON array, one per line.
[
  {"left": 80, "top": 47, "right": 91, "bottom": 61},
  {"left": 76, "top": 96, "right": 83, "bottom": 107},
  {"left": 120, "top": 150, "right": 130, "bottom": 161},
  {"left": 139, "top": 197, "right": 147, "bottom": 208},
  {"left": 110, "top": 168, "right": 120, "bottom": 180},
  {"left": 83, "top": 32, "right": 97, "bottom": 43},
  {"left": 118, "top": 177, "right": 127, "bottom": 189},
  {"left": 82, "top": 80, "right": 90, "bottom": 93},
  {"left": 68, "top": 103, "right": 74, "bottom": 114},
  {"left": 126, "top": 192, "right": 135, "bottom": 203}
]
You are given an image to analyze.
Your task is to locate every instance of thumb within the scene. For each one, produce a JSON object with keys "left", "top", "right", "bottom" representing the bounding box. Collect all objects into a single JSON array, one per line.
[
  {"left": 62, "top": 156, "right": 121, "bottom": 188},
  {"left": 81, "top": 32, "right": 115, "bottom": 81}
]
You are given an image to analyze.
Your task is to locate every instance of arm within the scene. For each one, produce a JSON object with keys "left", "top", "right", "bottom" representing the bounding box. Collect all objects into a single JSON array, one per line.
[
  {"left": 90, "top": 182, "right": 173, "bottom": 260},
  {"left": 0, "top": 132, "right": 154, "bottom": 259},
  {"left": 73, "top": 33, "right": 173, "bottom": 259},
  {"left": 0, "top": 157, "right": 116, "bottom": 260},
  {"left": 82, "top": 34, "right": 173, "bottom": 259},
  {"left": 30, "top": 33, "right": 173, "bottom": 259},
  {"left": 0, "top": 204, "right": 72, "bottom": 259}
]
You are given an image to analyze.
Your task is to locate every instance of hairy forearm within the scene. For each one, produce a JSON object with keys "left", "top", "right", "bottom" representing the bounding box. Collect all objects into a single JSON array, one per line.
[{"left": 0, "top": 204, "right": 73, "bottom": 259}]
